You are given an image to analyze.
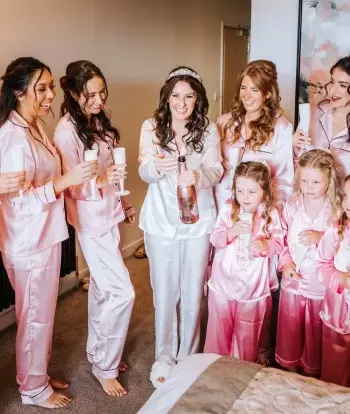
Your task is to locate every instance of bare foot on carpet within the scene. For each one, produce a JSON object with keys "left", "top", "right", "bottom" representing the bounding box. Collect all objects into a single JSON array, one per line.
[
  {"left": 50, "top": 378, "right": 69, "bottom": 390},
  {"left": 34, "top": 391, "right": 72, "bottom": 409},
  {"left": 94, "top": 375, "right": 127, "bottom": 397}
]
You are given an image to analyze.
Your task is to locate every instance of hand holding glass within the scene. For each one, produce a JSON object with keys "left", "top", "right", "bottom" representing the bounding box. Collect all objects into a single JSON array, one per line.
[
  {"left": 84, "top": 149, "right": 99, "bottom": 200},
  {"left": 9, "top": 145, "right": 25, "bottom": 202},
  {"left": 114, "top": 148, "right": 130, "bottom": 196}
]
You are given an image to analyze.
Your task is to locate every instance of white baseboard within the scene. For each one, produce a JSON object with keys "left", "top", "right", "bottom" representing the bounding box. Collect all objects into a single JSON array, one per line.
[
  {"left": 0, "top": 271, "right": 78, "bottom": 333},
  {"left": 122, "top": 237, "right": 144, "bottom": 260}
]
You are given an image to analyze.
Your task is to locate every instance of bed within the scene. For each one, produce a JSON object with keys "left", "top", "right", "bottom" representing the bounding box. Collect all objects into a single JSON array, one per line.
[{"left": 138, "top": 353, "right": 350, "bottom": 413}]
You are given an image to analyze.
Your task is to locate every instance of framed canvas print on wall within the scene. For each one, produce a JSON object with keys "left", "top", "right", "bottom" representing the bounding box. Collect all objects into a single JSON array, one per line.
[{"left": 295, "top": 0, "right": 350, "bottom": 125}]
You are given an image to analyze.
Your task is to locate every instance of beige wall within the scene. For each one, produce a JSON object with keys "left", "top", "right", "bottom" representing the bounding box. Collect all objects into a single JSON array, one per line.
[
  {"left": 0, "top": 0, "right": 251, "bottom": 261},
  {"left": 250, "top": 0, "right": 299, "bottom": 123}
]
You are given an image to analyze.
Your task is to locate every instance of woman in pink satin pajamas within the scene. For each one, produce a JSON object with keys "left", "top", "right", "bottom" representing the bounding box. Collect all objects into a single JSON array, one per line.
[
  {"left": 204, "top": 161, "right": 283, "bottom": 362},
  {"left": 276, "top": 150, "right": 341, "bottom": 376},
  {"left": 215, "top": 60, "right": 294, "bottom": 213},
  {"left": 0, "top": 57, "right": 98, "bottom": 409},
  {"left": 316, "top": 175, "right": 350, "bottom": 387},
  {"left": 53, "top": 60, "right": 135, "bottom": 397},
  {"left": 293, "top": 56, "right": 350, "bottom": 182},
  {"left": 215, "top": 60, "right": 294, "bottom": 364}
]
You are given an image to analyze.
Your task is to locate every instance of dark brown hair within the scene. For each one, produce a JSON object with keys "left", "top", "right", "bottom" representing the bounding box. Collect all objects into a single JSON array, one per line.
[
  {"left": 323, "top": 56, "right": 350, "bottom": 142},
  {"left": 60, "top": 60, "right": 119, "bottom": 150},
  {"left": 153, "top": 66, "right": 209, "bottom": 154},
  {"left": 0, "top": 57, "right": 51, "bottom": 127}
]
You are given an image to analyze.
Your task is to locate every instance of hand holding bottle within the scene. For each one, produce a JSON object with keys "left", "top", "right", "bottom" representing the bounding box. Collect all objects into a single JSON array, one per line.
[{"left": 154, "top": 153, "right": 178, "bottom": 174}]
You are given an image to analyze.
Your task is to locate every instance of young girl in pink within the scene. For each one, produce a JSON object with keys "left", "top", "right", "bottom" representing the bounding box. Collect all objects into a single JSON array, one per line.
[
  {"left": 204, "top": 161, "right": 283, "bottom": 362},
  {"left": 276, "top": 149, "right": 341, "bottom": 376},
  {"left": 316, "top": 174, "right": 350, "bottom": 386}
]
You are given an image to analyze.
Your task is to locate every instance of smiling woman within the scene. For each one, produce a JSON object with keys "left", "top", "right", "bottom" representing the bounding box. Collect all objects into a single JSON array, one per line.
[
  {"left": 293, "top": 56, "right": 350, "bottom": 182},
  {"left": 215, "top": 60, "right": 293, "bottom": 213},
  {"left": 53, "top": 60, "right": 135, "bottom": 398},
  {"left": 138, "top": 66, "right": 223, "bottom": 388},
  {"left": 214, "top": 59, "right": 294, "bottom": 367},
  {"left": 0, "top": 57, "right": 98, "bottom": 409}
]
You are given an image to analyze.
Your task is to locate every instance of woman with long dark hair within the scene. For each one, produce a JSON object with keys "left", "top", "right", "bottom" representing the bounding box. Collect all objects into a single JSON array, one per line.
[
  {"left": 294, "top": 56, "right": 350, "bottom": 180},
  {"left": 0, "top": 57, "right": 97, "bottom": 408},
  {"left": 53, "top": 60, "right": 135, "bottom": 397},
  {"left": 138, "top": 66, "right": 223, "bottom": 387}
]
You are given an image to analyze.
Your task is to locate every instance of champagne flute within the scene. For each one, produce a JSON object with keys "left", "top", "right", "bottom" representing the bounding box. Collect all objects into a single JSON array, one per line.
[
  {"left": 114, "top": 147, "right": 130, "bottom": 196},
  {"left": 84, "top": 146, "right": 99, "bottom": 201},
  {"left": 239, "top": 212, "right": 253, "bottom": 260},
  {"left": 9, "top": 145, "right": 26, "bottom": 202},
  {"left": 299, "top": 103, "right": 312, "bottom": 150}
]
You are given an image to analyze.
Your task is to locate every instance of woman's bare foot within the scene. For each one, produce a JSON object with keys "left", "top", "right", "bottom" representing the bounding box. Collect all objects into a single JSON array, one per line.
[
  {"left": 35, "top": 391, "right": 72, "bottom": 409},
  {"left": 95, "top": 375, "right": 127, "bottom": 397},
  {"left": 49, "top": 378, "right": 69, "bottom": 390},
  {"left": 119, "top": 361, "right": 128, "bottom": 373}
]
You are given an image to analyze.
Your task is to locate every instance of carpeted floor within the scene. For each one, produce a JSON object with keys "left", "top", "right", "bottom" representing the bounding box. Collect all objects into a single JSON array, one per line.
[{"left": 0, "top": 256, "right": 208, "bottom": 414}]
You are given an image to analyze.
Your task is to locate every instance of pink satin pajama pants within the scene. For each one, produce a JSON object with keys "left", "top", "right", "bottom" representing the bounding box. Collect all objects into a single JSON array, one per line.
[
  {"left": 204, "top": 288, "right": 271, "bottom": 362},
  {"left": 321, "top": 323, "right": 350, "bottom": 387},
  {"left": 275, "top": 290, "right": 323, "bottom": 375},
  {"left": 78, "top": 225, "right": 135, "bottom": 380},
  {"left": 3, "top": 243, "right": 61, "bottom": 404}
]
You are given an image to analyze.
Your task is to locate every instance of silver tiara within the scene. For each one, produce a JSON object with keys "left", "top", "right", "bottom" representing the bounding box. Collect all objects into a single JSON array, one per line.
[{"left": 166, "top": 68, "right": 202, "bottom": 82}]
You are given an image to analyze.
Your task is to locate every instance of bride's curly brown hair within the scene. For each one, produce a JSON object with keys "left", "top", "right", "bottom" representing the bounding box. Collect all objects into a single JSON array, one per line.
[
  {"left": 153, "top": 66, "right": 209, "bottom": 154},
  {"left": 223, "top": 60, "right": 283, "bottom": 150},
  {"left": 231, "top": 161, "right": 273, "bottom": 237}
]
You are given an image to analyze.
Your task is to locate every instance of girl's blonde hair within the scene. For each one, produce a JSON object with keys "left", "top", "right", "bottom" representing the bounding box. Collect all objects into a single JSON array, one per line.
[
  {"left": 223, "top": 60, "right": 282, "bottom": 150},
  {"left": 231, "top": 161, "right": 273, "bottom": 236},
  {"left": 338, "top": 174, "right": 350, "bottom": 242},
  {"left": 294, "top": 149, "right": 342, "bottom": 220}
]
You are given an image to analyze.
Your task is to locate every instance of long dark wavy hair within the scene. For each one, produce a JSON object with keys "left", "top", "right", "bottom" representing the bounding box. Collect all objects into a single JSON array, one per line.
[
  {"left": 224, "top": 60, "right": 283, "bottom": 150},
  {"left": 0, "top": 57, "right": 51, "bottom": 128},
  {"left": 231, "top": 161, "right": 273, "bottom": 237},
  {"left": 153, "top": 66, "right": 209, "bottom": 154},
  {"left": 323, "top": 56, "right": 350, "bottom": 142},
  {"left": 60, "top": 60, "right": 120, "bottom": 150}
]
